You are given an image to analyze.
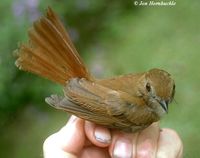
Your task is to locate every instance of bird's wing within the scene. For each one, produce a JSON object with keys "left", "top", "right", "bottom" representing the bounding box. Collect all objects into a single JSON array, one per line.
[
  {"left": 45, "top": 78, "right": 154, "bottom": 131},
  {"left": 64, "top": 78, "right": 140, "bottom": 116},
  {"left": 45, "top": 94, "right": 129, "bottom": 127}
]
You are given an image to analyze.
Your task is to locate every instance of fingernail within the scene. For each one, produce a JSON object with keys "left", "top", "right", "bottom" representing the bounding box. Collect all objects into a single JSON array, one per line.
[
  {"left": 94, "top": 126, "right": 111, "bottom": 144},
  {"left": 113, "top": 138, "right": 132, "bottom": 158}
]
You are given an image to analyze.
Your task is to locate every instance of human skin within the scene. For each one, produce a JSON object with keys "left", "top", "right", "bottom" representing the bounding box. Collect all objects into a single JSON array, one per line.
[{"left": 43, "top": 115, "right": 183, "bottom": 158}]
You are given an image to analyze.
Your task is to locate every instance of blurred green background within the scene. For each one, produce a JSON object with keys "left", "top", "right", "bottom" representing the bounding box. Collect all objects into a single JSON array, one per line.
[{"left": 0, "top": 0, "right": 199, "bottom": 157}]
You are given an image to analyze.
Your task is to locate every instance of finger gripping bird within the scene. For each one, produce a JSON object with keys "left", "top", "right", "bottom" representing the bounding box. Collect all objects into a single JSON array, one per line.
[{"left": 15, "top": 7, "right": 175, "bottom": 132}]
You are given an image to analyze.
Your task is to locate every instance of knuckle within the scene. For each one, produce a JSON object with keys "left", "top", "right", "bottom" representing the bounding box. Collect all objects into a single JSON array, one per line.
[{"left": 137, "top": 149, "right": 153, "bottom": 158}]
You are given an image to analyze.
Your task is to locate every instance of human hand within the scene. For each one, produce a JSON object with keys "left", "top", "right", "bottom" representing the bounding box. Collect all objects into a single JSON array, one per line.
[{"left": 43, "top": 116, "right": 183, "bottom": 158}]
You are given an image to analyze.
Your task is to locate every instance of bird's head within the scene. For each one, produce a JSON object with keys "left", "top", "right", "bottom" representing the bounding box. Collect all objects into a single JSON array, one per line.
[{"left": 138, "top": 68, "right": 175, "bottom": 116}]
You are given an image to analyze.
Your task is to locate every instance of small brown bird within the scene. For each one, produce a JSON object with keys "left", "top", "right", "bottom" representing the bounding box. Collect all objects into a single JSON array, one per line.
[{"left": 15, "top": 7, "right": 175, "bottom": 132}]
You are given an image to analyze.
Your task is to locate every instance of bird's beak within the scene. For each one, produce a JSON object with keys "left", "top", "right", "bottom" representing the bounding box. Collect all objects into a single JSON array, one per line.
[{"left": 159, "top": 100, "right": 168, "bottom": 113}]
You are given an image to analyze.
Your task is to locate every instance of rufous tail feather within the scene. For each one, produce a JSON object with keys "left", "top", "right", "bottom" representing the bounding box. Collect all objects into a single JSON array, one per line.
[{"left": 15, "top": 7, "right": 91, "bottom": 85}]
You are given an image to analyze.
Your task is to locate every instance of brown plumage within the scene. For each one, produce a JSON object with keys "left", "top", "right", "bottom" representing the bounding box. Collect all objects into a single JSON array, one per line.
[{"left": 15, "top": 7, "right": 175, "bottom": 132}]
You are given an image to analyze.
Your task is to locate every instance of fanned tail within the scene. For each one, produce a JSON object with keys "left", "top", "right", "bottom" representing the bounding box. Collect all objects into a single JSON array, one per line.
[{"left": 15, "top": 7, "right": 91, "bottom": 85}]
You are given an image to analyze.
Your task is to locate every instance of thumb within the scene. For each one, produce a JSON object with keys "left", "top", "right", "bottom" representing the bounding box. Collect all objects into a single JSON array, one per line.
[{"left": 43, "top": 116, "right": 85, "bottom": 158}]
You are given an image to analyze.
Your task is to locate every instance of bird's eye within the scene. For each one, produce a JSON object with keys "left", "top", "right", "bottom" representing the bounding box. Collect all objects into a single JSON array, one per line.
[{"left": 146, "top": 82, "right": 151, "bottom": 92}]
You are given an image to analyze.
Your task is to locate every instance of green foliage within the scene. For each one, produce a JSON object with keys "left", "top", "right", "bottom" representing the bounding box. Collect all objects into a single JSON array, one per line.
[
  {"left": 94, "top": 2, "right": 200, "bottom": 157},
  {"left": 0, "top": 0, "right": 132, "bottom": 124},
  {"left": 0, "top": 0, "right": 200, "bottom": 157},
  {"left": 0, "top": 1, "right": 135, "bottom": 156}
]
